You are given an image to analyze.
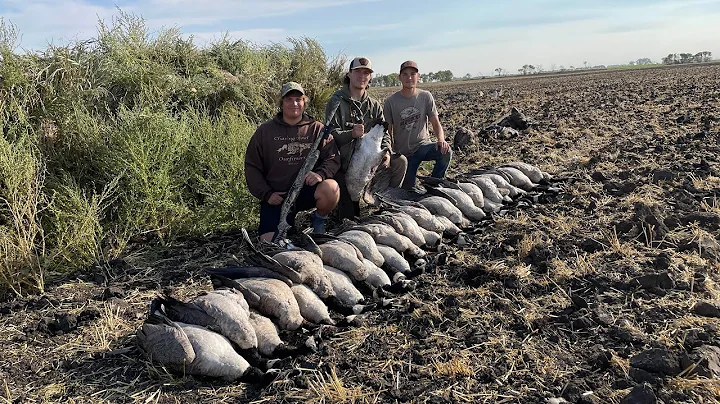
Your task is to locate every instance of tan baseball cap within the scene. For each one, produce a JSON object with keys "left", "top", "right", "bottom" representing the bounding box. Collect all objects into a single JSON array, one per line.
[
  {"left": 400, "top": 60, "right": 419, "bottom": 73},
  {"left": 349, "top": 57, "right": 373, "bottom": 72},
  {"left": 280, "top": 81, "right": 305, "bottom": 97}
]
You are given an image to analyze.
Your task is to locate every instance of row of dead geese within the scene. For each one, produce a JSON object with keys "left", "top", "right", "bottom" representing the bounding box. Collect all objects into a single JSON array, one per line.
[{"left": 136, "top": 161, "right": 555, "bottom": 382}]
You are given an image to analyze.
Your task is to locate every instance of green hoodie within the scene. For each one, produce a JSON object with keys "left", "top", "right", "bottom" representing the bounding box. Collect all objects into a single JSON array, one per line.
[{"left": 325, "top": 84, "right": 392, "bottom": 172}]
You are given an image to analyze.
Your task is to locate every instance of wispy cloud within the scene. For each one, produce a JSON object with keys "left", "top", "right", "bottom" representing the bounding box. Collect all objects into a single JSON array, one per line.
[{"left": 0, "top": 0, "right": 718, "bottom": 76}]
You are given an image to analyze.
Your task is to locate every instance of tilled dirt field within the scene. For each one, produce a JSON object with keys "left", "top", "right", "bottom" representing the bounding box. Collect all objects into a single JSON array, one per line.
[{"left": 2, "top": 64, "right": 720, "bottom": 404}]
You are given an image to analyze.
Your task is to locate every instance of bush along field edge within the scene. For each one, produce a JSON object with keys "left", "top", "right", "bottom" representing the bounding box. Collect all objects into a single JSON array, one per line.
[{"left": 0, "top": 12, "right": 346, "bottom": 296}]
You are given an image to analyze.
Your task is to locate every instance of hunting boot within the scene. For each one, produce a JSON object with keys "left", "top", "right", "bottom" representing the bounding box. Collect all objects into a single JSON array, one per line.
[{"left": 312, "top": 211, "right": 327, "bottom": 234}]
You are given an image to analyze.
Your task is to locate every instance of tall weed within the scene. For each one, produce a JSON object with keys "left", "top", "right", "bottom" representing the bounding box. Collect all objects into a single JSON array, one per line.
[{"left": 0, "top": 134, "right": 45, "bottom": 295}]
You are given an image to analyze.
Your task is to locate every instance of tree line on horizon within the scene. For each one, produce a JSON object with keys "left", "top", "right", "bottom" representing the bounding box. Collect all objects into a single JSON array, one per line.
[
  {"left": 372, "top": 70, "right": 454, "bottom": 87},
  {"left": 661, "top": 51, "right": 712, "bottom": 65}
]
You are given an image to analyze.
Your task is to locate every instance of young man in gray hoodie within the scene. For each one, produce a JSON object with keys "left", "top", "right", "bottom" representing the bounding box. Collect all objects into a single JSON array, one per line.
[{"left": 325, "top": 57, "right": 407, "bottom": 219}]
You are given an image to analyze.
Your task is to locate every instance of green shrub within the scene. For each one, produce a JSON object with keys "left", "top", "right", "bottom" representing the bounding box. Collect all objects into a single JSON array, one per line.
[{"left": 0, "top": 11, "right": 347, "bottom": 296}]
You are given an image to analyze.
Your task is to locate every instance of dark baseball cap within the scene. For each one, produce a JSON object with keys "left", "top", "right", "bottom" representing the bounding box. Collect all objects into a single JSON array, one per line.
[
  {"left": 280, "top": 81, "right": 305, "bottom": 97},
  {"left": 400, "top": 60, "right": 419, "bottom": 73},
  {"left": 349, "top": 57, "right": 373, "bottom": 72}
]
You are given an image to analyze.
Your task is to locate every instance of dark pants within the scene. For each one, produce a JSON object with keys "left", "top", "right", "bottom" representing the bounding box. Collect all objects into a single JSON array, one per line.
[
  {"left": 402, "top": 143, "right": 453, "bottom": 189},
  {"left": 334, "top": 173, "right": 360, "bottom": 220},
  {"left": 258, "top": 184, "right": 317, "bottom": 236}
]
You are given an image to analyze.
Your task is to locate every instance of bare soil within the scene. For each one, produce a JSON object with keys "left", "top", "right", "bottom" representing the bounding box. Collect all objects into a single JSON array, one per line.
[{"left": 2, "top": 64, "right": 720, "bottom": 404}]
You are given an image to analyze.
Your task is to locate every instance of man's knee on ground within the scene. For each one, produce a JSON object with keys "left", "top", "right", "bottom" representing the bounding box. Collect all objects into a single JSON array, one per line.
[{"left": 393, "top": 154, "right": 408, "bottom": 171}]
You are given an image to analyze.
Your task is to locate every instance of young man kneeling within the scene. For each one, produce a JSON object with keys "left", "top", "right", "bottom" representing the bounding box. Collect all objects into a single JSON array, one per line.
[
  {"left": 383, "top": 61, "right": 452, "bottom": 190},
  {"left": 245, "top": 82, "right": 340, "bottom": 241}
]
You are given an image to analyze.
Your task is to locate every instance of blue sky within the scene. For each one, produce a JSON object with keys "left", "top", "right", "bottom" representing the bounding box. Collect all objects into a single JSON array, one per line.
[{"left": 1, "top": 0, "right": 719, "bottom": 76}]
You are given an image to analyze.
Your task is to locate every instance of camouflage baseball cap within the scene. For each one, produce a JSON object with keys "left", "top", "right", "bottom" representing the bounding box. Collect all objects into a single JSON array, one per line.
[
  {"left": 400, "top": 60, "right": 419, "bottom": 73},
  {"left": 349, "top": 57, "right": 373, "bottom": 72},
  {"left": 280, "top": 81, "right": 305, "bottom": 97}
]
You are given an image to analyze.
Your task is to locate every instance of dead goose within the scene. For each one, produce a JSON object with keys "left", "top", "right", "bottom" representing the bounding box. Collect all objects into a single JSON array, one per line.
[
  {"left": 375, "top": 244, "right": 411, "bottom": 275},
  {"left": 418, "top": 196, "right": 468, "bottom": 226},
  {"left": 290, "top": 284, "right": 334, "bottom": 325},
  {"left": 346, "top": 124, "right": 386, "bottom": 201},
  {"left": 430, "top": 186, "right": 486, "bottom": 221},
  {"left": 323, "top": 265, "right": 365, "bottom": 309},
  {"left": 435, "top": 215, "right": 461, "bottom": 236},
  {"left": 271, "top": 250, "right": 335, "bottom": 299},
  {"left": 372, "top": 212, "right": 426, "bottom": 247},
  {"left": 466, "top": 175, "right": 504, "bottom": 204},
  {"left": 317, "top": 239, "right": 368, "bottom": 281},
  {"left": 479, "top": 172, "right": 526, "bottom": 198},
  {"left": 137, "top": 312, "right": 266, "bottom": 382},
  {"left": 248, "top": 310, "right": 310, "bottom": 358},
  {"left": 156, "top": 290, "right": 258, "bottom": 351},
  {"left": 418, "top": 227, "right": 442, "bottom": 247},
  {"left": 502, "top": 161, "right": 548, "bottom": 183},
  {"left": 362, "top": 258, "right": 391, "bottom": 289},
  {"left": 389, "top": 205, "right": 446, "bottom": 234},
  {"left": 233, "top": 277, "right": 304, "bottom": 331},
  {"left": 457, "top": 182, "right": 485, "bottom": 209},
  {"left": 497, "top": 166, "right": 536, "bottom": 191},
  {"left": 351, "top": 222, "right": 416, "bottom": 256},
  {"left": 337, "top": 230, "right": 385, "bottom": 267},
  {"left": 248, "top": 310, "right": 284, "bottom": 357},
  {"left": 382, "top": 210, "right": 441, "bottom": 247}
]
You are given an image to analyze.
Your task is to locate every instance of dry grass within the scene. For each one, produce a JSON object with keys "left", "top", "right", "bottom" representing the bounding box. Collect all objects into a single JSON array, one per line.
[
  {"left": 432, "top": 357, "right": 475, "bottom": 377},
  {"left": 603, "top": 227, "right": 638, "bottom": 257},
  {"left": 306, "top": 366, "right": 371, "bottom": 404},
  {"left": 690, "top": 174, "right": 720, "bottom": 191}
]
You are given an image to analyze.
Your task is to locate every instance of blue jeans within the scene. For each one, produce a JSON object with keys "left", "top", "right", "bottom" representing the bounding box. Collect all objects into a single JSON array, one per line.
[{"left": 402, "top": 143, "right": 453, "bottom": 189}]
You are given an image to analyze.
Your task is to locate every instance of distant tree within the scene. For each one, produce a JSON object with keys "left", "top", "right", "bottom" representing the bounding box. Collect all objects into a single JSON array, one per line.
[
  {"left": 463, "top": 73, "right": 472, "bottom": 80},
  {"left": 436, "top": 70, "right": 453, "bottom": 82},
  {"left": 636, "top": 58, "right": 653, "bottom": 65},
  {"left": 662, "top": 53, "right": 677, "bottom": 64},
  {"left": 519, "top": 64, "right": 536, "bottom": 75},
  {"left": 583, "top": 61, "right": 588, "bottom": 69},
  {"left": 694, "top": 51, "right": 712, "bottom": 62},
  {"left": 680, "top": 53, "right": 694, "bottom": 63},
  {"left": 421, "top": 72, "right": 437, "bottom": 83},
  {"left": 385, "top": 73, "right": 400, "bottom": 86},
  {"left": 536, "top": 64, "right": 544, "bottom": 73},
  {"left": 494, "top": 67, "right": 503, "bottom": 76},
  {"left": 629, "top": 61, "right": 636, "bottom": 66}
]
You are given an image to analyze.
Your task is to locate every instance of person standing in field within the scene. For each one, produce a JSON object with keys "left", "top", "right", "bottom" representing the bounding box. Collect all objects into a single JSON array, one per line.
[
  {"left": 383, "top": 60, "right": 451, "bottom": 189},
  {"left": 245, "top": 82, "right": 340, "bottom": 241},
  {"left": 325, "top": 56, "right": 407, "bottom": 219}
]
